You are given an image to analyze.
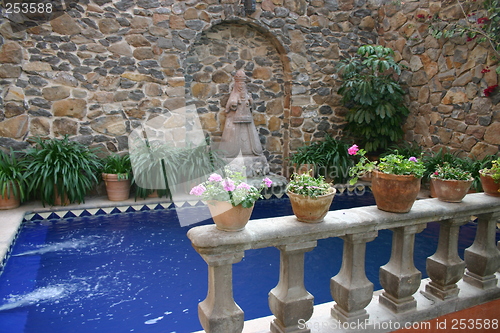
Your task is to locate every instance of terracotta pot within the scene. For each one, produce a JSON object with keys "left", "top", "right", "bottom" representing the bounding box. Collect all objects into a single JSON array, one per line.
[
  {"left": 479, "top": 173, "right": 500, "bottom": 197},
  {"left": 54, "top": 185, "right": 70, "bottom": 206},
  {"left": 0, "top": 181, "right": 21, "bottom": 210},
  {"left": 371, "top": 170, "right": 421, "bottom": 213},
  {"left": 207, "top": 200, "right": 254, "bottom": 231},
  {"left": 429, "top": 180, "right": 437, "bottom": 198},
  {"left": 287, "top": 187, "right": 336, "bottom": 223},
  {"left": 102, "top": 173, "right": 131, "bottom": 201},
  {"left": 430, "top": 177, "right": 473, "bottom": 203}
]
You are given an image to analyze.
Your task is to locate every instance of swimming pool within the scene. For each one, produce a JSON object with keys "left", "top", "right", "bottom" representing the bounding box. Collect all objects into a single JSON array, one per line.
[{"left": 0, "top": 192, "right": 497, "bottom": 333}]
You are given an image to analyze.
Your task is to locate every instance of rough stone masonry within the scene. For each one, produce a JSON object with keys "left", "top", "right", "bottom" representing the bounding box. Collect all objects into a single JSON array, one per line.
[{"left": 0, "top": 0, "right": 498, "bottom": 175}]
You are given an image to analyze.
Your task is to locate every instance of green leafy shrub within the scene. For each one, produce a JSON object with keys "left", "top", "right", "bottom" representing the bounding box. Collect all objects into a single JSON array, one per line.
[
  {"left": 289, "top": 135, "right": 353, "bottom": 183},
  {"left": 336, "top": 45, "right": 409, "bottom": 152},
  {"left": 102, "top": 154, "right": 132, "bottom": 180},
  {"left": 24, "top": 136, "right": 102, "bottom": 206},
  {"left": 0, "top": 149, "right": 27, "bottom": 201}
]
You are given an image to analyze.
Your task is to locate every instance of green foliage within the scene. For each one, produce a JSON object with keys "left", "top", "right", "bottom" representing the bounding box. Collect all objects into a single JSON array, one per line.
[
  {"left": 378, "top": 154, "right": 426, "bottom": 178},
  {"left": 348, "top": 145, "right": 378, "bottom": 185},
  {"left": 336, "top": 45, "right": 410, "bottom": 152},
  {"left": 102, "top": 153, "right": 132, "bottom": 180},
  {"left": 432, "top": 162, "right": 473, "bottom": 181},
  {"left": 0, "top": 149, "right": 27, "bottom": 201},
  {"left": 422, "top": 148, "right": 496, "bottom": 191},
  {"left": 287, "top": 171, "right": 332, "bottom": 198},
  {"left": 289, "top": 135, "right": 353, "bottom": 183},
  {"left": 480, "top": 158, "right": 500, "bottom": 182},
  {"left": 24, "top": 136, "right": 102, "bottom": 206},
  {"left": 422, "top": 148, "right": 461, "bottom": 181},
  {"left": 383, "top": 141, "right": 423, "bottom": 159},
  {"left": 130, "top": 138, "right": 226, "bottom": 200}
]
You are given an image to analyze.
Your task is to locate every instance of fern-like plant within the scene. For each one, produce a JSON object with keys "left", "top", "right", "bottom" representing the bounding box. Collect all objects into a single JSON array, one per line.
[
  {"left": 289, "top": 135, "right": 353, "bottom": 183},
  {"left": 102, "top": 153, "right": 132, "bottom": 180},
  {"left": 336, "top": 45, "right": 409, "bottom": 152},
  {"left": 25, "top": 136, "right": 102, "bottom": 206},
  {"left": 0, "top": 149, "right": 26, "bottom": 201}
]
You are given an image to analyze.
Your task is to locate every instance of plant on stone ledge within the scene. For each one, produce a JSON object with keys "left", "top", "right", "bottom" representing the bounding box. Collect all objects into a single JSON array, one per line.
[{"left": 336, "top": 45, "right": 409, "bottom": 153}]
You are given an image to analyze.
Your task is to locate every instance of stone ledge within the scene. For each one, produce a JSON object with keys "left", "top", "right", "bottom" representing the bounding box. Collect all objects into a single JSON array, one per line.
[
  {"left": 188, "top": 193, "right": 500, "bottom": 252},
  {"left": 194, "top": 275, "right": 500, "bottom": 333}
]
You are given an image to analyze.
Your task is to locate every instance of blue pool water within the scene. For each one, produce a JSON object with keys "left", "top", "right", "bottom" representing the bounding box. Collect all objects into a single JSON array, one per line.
[{"left": 0, "top": 192, "right": 498, "bottom": 333}]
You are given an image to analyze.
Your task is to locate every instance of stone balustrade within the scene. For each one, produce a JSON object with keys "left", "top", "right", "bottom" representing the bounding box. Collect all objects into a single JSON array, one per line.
[{"left": 187, "top": 193, "right": 500, "bottom": 333}]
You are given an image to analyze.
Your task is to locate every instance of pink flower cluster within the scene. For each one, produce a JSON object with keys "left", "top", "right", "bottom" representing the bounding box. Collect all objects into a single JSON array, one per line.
[
  {"left": 263, "top": 177, "right": 273, "bottom": 188},
  {"left": 348, "top": 144, "right": 359, "bottom": 156},
  {"left": 222, "top": 179, "right": 235, "bottom": 191},
  {"left": 189, "top": 185, "right": 206, "bottom": 196}
]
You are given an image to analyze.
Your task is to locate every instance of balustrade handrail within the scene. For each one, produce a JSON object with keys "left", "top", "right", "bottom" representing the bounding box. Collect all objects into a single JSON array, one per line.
[
  {"left": 188, "top": 193, "right": 499, "bottom": 253},
  {"left": 188, "top": 193, "right": 500, "bottom": 333}
]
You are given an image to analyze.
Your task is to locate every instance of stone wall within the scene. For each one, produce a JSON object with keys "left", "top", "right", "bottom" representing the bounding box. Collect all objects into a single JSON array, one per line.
[
  {"left": 0, "top": 0, "right": 498, "bottom": 175},
  {"left": 378, "top": 0, "right": 500, "bottom": 159}
]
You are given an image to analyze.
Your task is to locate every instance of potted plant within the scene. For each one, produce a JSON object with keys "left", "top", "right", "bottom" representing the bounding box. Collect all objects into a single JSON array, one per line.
[
  {"left": 102, "top": 153, "right": 132, "bottom": 201},
  {"left": 430, "top": 162, "right": 474, "bottom": 202},
  {"left": 189, "top": 167, "right": 272, "bottom": 231},
  {"left": 24, "top": 136, "right": 102, "bottom": 206},
  {"left": 0, "top": 149, "right": 27, "bottom": 209},
  {"left": 286, "top": 171, "right": 336, "bottom": 223},
  {"left": 289, "top": 135, "right": 353, "bottom": 184},
  {"left": 130, "top": 137, "right": 225, "bottom": 200},
  {"left": 422, "top": 148, "right": 461, "bottom": 197},
  {"left": 479, "top": 158, "right": 500, "bottom": 197},
  {"left": 336, "top": 45, "right": 409, "bottom": 153},
  {"left": 349, "top": 144, "right": 425, "bottom": 213}
]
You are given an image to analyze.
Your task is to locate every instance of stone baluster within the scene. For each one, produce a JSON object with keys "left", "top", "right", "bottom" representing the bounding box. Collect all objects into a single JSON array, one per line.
[
  {"left": 198, "top": 252, "right": 245, "bottom": 333},
  {"left": 424, "top": 218, "right": 470, "bottom": 300},
  {"left": 464, "top": 212, "right": 500, "bottom": 289},
  {"left": 269, "top": 241, "right": 317, "bottom": 333},
  {"left": 331, "top": 231, "right": 378, "bottom": 323},
  {"left": 379, "top": 224, "right": 426, "bottom": 313}
]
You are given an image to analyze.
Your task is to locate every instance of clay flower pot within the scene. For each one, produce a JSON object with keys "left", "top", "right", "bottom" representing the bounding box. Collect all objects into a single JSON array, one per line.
[
  {"left": 430, "top": 177, "right": 473, "bottom": 202},
  {"left": 371, "top": 170, "right": 421, "bottom": 213},
  {"left": 0, "top": 181, "right": 21, "bottom": 210},
  {"left": 102, "top": 173, "right": 131, "bottom": 201},
  {"left": 479, "top": 173, "right": 500, "bottom": 197},
  {"left": 207, "top": 200, "right": 254, "bottom": 231},
  {"left": 287, "top": 188, "right": 336, "bottom": 223}
]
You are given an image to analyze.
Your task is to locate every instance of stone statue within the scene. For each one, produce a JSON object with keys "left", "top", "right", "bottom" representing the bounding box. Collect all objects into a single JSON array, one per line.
[{"left": 219, "top": 70, "right": 269, "bottom": 176}]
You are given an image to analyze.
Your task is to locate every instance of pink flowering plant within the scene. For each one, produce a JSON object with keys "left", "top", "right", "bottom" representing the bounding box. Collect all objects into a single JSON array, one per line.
[
  {"left": 348, "top": 144, "right": 426, "bottom": 185},
  {"left": 286, "top": 171, "right": 333, "bottom": 198},
  {"left": 190, "top": 167, "right": 272, "bottom": 208}
]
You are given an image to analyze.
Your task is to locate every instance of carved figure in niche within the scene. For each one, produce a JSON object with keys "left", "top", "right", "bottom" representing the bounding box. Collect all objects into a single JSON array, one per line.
[{"left": 219, "top": 70, "right": 269, "bottom": 176}]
